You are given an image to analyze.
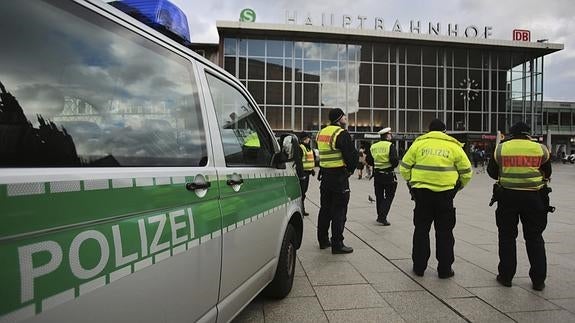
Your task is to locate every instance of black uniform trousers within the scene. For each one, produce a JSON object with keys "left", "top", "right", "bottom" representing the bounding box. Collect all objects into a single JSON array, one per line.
[
  {"left": 317, "top": 172, "right": 350, "bottom": 249},
  {"left": 299, "top": 171, "right": 311, "bottom": 213},
  {"left": 374, "top": 171, "right": 397, "bottom": 221},
  {"left": 496, "top": 189, "right": 548, "bottom": 284},
  {"left": 412, "top": 188, "right": 456, "bottom": 274}
]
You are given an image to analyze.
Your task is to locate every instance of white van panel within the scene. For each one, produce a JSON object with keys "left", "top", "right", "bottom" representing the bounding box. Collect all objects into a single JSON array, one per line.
[{"left": 18, "top": 239, "right": 220, "bottom": 323}]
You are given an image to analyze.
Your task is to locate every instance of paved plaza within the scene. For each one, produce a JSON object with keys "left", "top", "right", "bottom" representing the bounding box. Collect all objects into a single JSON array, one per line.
[{"left": 234, "top": 163, "right": 575, "bottom": 322}]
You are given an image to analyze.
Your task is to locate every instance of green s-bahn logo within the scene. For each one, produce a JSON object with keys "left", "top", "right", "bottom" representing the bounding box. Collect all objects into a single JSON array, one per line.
[{"left": 239, "top": 8, "right": 256, "bottom": 22}]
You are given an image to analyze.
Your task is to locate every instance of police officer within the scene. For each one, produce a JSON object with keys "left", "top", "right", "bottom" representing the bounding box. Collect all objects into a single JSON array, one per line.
[
  {"left": 400, "top": 119, "right": 472, "bottom": 278},
  {"left": 295, "top": 132, "right": 315, "bottom": 216},
  {"left": 316, "top": 108, "right": 358, "bottom": 254},
  {"left": 487, "top": 121, "right": 552, "bottom": 291},
  {"left": 242, "top": 131, "right": 260, "bottom": 161},
  {"left": 366, "top": 127, "right": 399, "bottom": 226}
]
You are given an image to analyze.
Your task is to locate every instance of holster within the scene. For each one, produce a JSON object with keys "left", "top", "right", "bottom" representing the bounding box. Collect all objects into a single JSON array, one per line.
[
  {"left": 540, "top": 184, "right": 556, "bottom": 213},
  {"left": 489, "top": 183, "right": 502, "bottom": 207}
]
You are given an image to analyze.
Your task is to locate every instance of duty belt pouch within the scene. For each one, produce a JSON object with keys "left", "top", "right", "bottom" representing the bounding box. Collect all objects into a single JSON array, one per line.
[{"left": 539, "top": 185, "right": 556, "bottom": 213}]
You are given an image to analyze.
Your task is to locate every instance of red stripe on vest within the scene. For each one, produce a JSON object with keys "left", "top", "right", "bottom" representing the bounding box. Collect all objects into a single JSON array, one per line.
[
  {"left": 501, "top": 156, "right": 542, "bottom": 167},
  {"left": 317, "top": 135, "right": 331, "bottom": 143}
]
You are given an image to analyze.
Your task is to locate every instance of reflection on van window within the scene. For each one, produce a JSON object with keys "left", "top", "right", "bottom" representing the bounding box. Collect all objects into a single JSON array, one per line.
[
  {"left": 0, "top": 1, "right": 207, "bottom": 167},
  {"left": 205, "top": 74, "right": 273, "bottom": 167}
]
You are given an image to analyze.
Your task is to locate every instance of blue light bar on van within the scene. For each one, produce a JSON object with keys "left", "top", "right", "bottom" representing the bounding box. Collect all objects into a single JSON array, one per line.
[{"left": 110, "top": 0, "right": 191, "bottom": 42}]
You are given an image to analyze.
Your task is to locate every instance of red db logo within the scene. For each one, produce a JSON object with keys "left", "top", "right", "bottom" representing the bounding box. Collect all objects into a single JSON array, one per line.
[{"left": 513, "top": 29, "right": 531, "bottom": 41}]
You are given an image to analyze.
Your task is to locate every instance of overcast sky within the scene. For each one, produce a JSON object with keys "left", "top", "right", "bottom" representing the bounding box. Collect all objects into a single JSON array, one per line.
[{"left": 169, "top": 0, "right": 574, "bottom": 101}]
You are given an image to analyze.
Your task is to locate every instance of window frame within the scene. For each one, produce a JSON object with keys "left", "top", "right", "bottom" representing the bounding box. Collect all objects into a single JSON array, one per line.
[{"left": 203, "top": 69, "right": 279, "bottom": 168}]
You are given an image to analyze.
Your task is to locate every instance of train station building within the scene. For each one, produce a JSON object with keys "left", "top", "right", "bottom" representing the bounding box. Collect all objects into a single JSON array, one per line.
[{"left": 198, "top": 13, "right": 565, "bottom": 151}]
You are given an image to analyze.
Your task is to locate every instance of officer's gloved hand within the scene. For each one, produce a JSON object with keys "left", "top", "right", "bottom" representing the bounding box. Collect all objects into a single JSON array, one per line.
[
  {"left": 317, "top": 169, "right": 323, "bottom": 181},
  {"left": 311, "top": 169, "right": 316, "bottom": 176},
  {"left": 451, "top": 181, "right": 462, "bottom": 199},
  {"left": 454, "top": 181, "right": 462, "bottom": 191},
  {"left": 407, "top": 183, "right": 414, "bottom": 200}
]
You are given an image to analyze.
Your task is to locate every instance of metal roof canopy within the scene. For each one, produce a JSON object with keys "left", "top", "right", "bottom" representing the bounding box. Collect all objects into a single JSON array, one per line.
[{"left": 217, "top": 21, "right": 563, "bottom": 68}]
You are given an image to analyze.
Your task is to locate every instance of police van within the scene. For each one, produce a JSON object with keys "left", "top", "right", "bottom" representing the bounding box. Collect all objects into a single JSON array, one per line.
[{"left": 0, "top": 1, "right": 303, "bottom": 322}]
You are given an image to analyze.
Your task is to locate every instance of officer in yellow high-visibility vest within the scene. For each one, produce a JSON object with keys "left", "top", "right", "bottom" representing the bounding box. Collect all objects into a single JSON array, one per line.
[
  {"left": 242, "top": 131, "right": 260, "bottom": 161},
  {"left": 487, "top": 121, "right": 552, "bottom": 291},
  {"left": 400, "top": 119, "right": 472, "bottom": 278},
  {"left": 366, "top": 127, "right": 398, "bottom": 226},
  {"left": 295, "top": 132, "right": 316, "bottom": 216},
  {"left": 316, "top": 108, "right": 358, "bottom": 254}
]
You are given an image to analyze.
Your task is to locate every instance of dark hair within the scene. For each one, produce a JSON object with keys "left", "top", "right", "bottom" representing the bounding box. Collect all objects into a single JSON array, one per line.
[{"left": 429, "top": 119, "right": 446, "bottom": 131}]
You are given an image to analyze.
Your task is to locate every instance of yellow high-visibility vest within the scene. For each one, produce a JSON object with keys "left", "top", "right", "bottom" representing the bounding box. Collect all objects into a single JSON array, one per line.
[
  {"left": 243, "top": 132, "right": 260, "bottom": 148},
  {"left": 494, "top": 139, "right": 549, "bottom": 191},
  {"left": 370, "top": 141, "right": 392, "bottom": 169},
  {"left": 316, "top": 125, "right": 345, "bottom": 168},
  {"left": 300, "top": 144, "right": 315, "bottom": 171},
  {"left": 399, "top": 131, "right": 472, "bottom": 192}
]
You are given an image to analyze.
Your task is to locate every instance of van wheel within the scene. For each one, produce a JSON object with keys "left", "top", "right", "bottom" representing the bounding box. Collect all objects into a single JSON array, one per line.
[{"left": 263, "top": 224, "right": 296, "bottom": 299}]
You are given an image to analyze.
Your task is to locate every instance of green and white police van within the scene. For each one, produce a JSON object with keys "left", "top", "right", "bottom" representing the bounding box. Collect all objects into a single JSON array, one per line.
[{"left": 0, "top": 1, "right": 304, "bottom": 322}]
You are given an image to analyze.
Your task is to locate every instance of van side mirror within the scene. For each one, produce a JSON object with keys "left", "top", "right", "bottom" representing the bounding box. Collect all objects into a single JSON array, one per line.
[
  {"left": 272, "top": 133, "right": 298, "bottom": 169},
  {"left": 279, "top": 134, "right": 298, "bottom": 162}
]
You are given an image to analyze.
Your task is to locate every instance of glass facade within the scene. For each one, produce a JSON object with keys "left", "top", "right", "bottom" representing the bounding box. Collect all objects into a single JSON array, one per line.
[
  {"left": 541, "top": 101, "right": 575, "bottom": 157},
  {"left": 221, "top": 36, "right": 545, "bottom": 140}
]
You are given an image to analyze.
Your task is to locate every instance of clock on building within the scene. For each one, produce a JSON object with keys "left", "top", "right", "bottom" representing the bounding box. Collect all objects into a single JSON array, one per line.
[{"left": 459, "top": 78, "right": 480, "bottom": 101}]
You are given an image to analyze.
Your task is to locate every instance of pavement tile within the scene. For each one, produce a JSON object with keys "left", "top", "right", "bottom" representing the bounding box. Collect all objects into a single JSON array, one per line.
[
  {"left": 515, "top": 277, "right": 575, "bottom": 299},
  {"left": 297, "top": 251, "right": 349, "bottom": 269},
  {"left": 449, "top": 260, "right": 500, "bottom": 288},
  {"left": 287, "top": 275, "right": 316, "bottom": 297},
  {"left": 469, "top": 286, "right": 559, "bottom": 313},
  {"left": 263, "top": 297, "right": 328, "bottom": 323},
  {"left": 294, "top": 259, "right": 306, "bottom": 277},
  {"left": 367, "top": 239, "right": 411, "bottom": 260},
  {"left": 381, "top": 291, "right": 466, "bottom": 322},
  {"left": 508, "top": 310, "right": 575, "bottom": 323},
  {"left": 345, "top": 249, "right": 400, "bottom": 274},
  {"left": 325, "top": 308, "right": 406, "bottom": 323},
  {"left": 446, "top": 297, "right": 514, "bottom": 322},
  {"left": 305, "top": 261, "right": 366, "bottom": 286},
  {"left": 362, "top": 271, "right": 423, "bottom": 292},
  {"left": 551, "top": 298, "right": 575, "bottom": 314},
  {"left": 314, "top": 284, "right": 388, "bottom": 310},
  {"left": 416, "top": 278, "right": 474, "bottom": 299},
  {"left": 232, "top": 296, "right": 264, "bottom": 323},
  {"left": 338, "top": 233, "right": 371, "bottom": 249}
]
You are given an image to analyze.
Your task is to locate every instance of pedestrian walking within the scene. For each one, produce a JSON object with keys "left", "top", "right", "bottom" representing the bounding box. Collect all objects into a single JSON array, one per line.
[
  {"left": 366, "top": 127, "right": 398, "bottom": 226},
  {"left": 316, "top": 108, "right": 358, "bottom": 254},
  {"left": 357, "top": 147, "right": 366, "bottom": 179},
  {"left": 400, "top": 119, "right": 472, "bottom": 278},
  {"left": 296, "top": 132, "right": 315, "bottom": 216},
  {"left": 487, "top": 121, "right": 552, "bottom": 291}
]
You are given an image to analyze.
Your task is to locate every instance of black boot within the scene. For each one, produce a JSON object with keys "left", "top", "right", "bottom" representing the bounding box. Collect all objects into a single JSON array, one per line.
[{"left": 332, "top": 245, "right": 353, "bottom": 254}]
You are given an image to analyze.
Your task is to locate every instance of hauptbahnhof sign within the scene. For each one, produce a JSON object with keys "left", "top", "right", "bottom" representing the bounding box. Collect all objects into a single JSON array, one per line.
[{"left": 285, "top": 11, "right": 493, "bottom": 39}]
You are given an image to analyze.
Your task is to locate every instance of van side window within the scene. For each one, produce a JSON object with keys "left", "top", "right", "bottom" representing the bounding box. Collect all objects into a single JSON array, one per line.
[
  {"left": 0, "top": 1, "right": 207, "bottom": 167},
  {"left": 206, "top": 74, "right": 274, "bottom": 167}
]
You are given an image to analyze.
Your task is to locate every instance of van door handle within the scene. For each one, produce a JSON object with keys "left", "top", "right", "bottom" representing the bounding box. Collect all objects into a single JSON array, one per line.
[
  {"left": 226, "top": 178, "right": 244, "bottom": 186},
  {"left": 186, "top": 181, "right": 211, "bottom": 191}
]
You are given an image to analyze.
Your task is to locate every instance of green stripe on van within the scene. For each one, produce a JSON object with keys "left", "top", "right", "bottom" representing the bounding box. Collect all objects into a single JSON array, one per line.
[{"left": 0, "top": 174, "right": 301, "bottom": 319}]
